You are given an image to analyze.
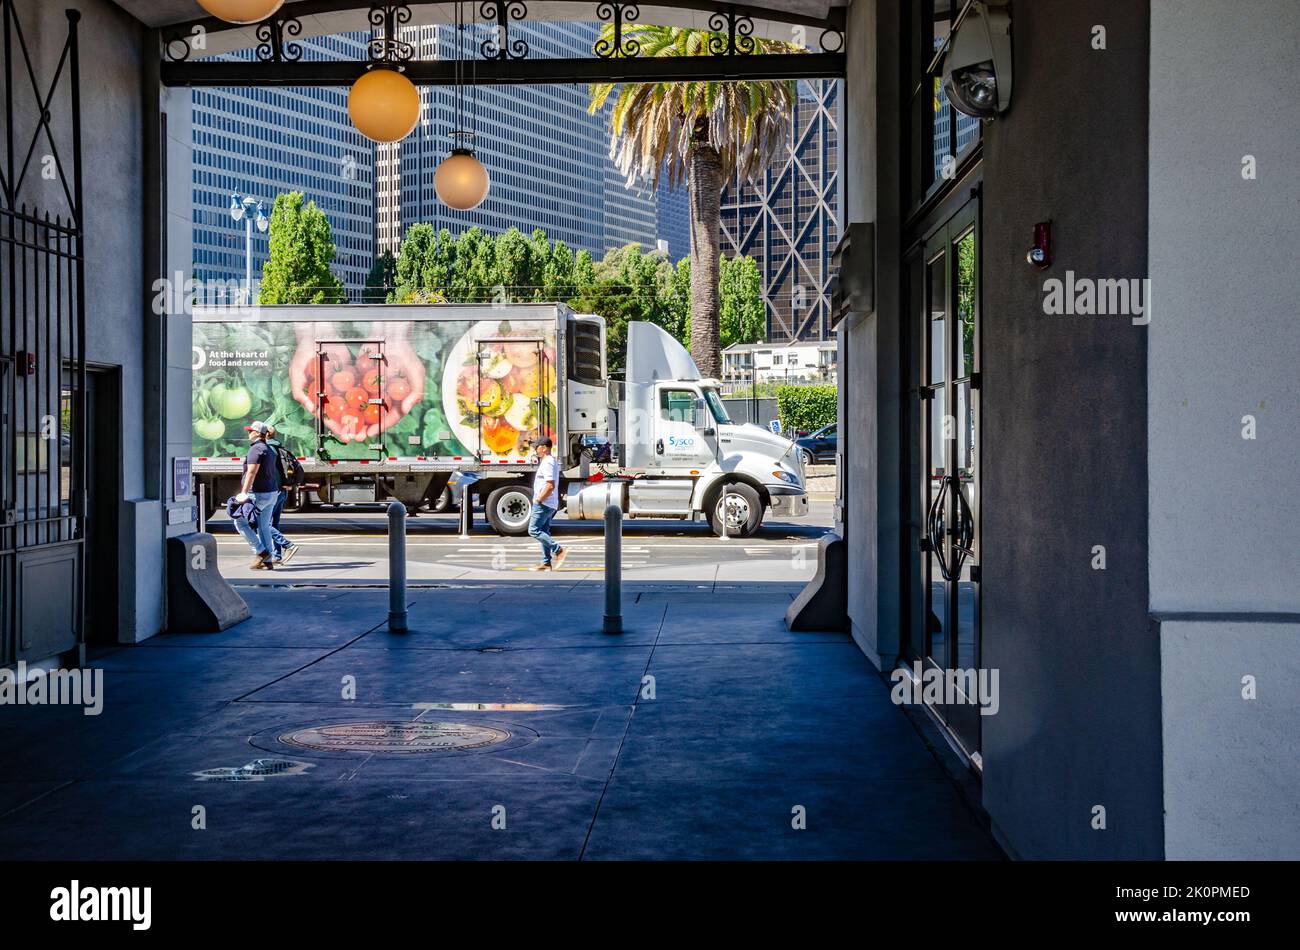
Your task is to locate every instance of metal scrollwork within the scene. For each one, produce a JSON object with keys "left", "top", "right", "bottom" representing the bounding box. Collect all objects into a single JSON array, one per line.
[
  {"left": 255, "top": 17, "right": 304, "bottom": 63},
  {"left": 368, "top": 4, "right": 415, "bottom": 64},
  {"left": 479, "top": 1, "right": 529, "bottom": 61},
  {"left": 708, "top": 5, "right": 756, "bottom": 56},
  {"left": 594, "top": 3, "right": 641, "bottom": 59}
]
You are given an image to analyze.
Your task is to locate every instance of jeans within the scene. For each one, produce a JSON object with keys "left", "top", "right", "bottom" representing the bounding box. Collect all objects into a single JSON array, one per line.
[
  {"left": 527, "top": 503, "right": 560, "bottom": 564},
  {"left": 234, "top": 490, "right": 279, "bottom": 558},
  {"left": 270, "top": 489, "right": 291, "bottom": 556}
]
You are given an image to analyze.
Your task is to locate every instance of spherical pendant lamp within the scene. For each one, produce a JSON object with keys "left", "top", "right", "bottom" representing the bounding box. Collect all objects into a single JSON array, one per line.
[
  {"left": 196, "top": 0, "right": 284, "bottom": 24},
  {"left": 348, "top": 67, "right": 421, "bottom": 144},
  {"left": 435, "top": 148, "right": 491, "bottom": 211}
]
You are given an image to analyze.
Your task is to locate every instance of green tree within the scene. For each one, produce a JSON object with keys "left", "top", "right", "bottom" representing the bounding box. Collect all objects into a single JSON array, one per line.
[
  {"left": 494, "top": 227, "right": 532, "bottom": 299},
  {"left": 364, "top": 249, "right": 398, "bottom": 303},
  {"left": 258, "top": 192, "right": 345, "bottom": 304},
  {"left": 719, "top": 254, "right": 765, "bottom": 348},
  {"left": 589, "top": 25, "right": 798, "bottom": 378}
]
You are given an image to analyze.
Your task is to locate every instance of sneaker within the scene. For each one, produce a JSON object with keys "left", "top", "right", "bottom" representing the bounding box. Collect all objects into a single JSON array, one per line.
[
  {"left": 529, "top": 563, "right": 551, "bottom": 572},
  {"left": 250, "top": 554, "right": 274, "bottom": 571},
  {"left": 278, "top": 542, "right": 299, "bottom": 564},
  {"left": 552, "top": 546, "right": 568, "bottom": 569}
]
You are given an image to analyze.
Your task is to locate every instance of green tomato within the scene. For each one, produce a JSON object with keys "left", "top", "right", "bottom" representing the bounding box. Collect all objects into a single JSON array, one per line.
[
  {"left": 214, "top": 384, "right": 253, "bottom": 420},
  {"left": 194, "top": 417, "right": 225, "bottom": 441}
]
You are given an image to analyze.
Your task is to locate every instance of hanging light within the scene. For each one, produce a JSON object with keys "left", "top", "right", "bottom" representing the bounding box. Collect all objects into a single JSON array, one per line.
[
  {"left": 434, "top": 1, "right": 490, "bottom": 210},
  {"left": 435, "top": 146, "right": 491, "bottom": 211},
  {"left": 347, "top": 3, "right": 421, "bottom": 143},
  {"left": 348, "top": 67, "right": 421, "bottom": 143},
  {"left": 196, "top": 0, "right": 284, "bottom": 24}
]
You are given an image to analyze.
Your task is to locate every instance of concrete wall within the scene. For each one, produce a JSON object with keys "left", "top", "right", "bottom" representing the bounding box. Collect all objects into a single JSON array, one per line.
[
  {"left": 974, "top": 0, "right": 1160, "bottom": 858},
  {"left": 1148, "top": 0, "right": 1300, "bottom": 859},
  {"left": 8, "top": 0, "right": 164, "bottom": 644}
]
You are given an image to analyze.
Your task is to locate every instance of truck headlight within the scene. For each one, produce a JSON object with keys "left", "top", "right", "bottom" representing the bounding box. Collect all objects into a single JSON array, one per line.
[{"left": 772, "top": 470, "right": 800, "bottom": 485}]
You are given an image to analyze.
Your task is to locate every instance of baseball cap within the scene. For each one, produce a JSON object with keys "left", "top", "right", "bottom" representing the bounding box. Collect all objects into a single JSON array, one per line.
[
  {"left": 244, "top": 421, "right": 271, "bottom": 435},
  {"left": 535, "top": 436, "right": 553, "bottom": 448}
]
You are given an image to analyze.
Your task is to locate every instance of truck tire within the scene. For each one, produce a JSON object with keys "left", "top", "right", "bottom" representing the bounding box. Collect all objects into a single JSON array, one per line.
[
  {"left": 485, "top": 484, "right": 533, "bottom": 536},
  {"left": 710, "top": 482, "right": 763, "bottom": 539}
]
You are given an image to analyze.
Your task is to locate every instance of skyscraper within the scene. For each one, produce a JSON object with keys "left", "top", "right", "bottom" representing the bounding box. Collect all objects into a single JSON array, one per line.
[
  {"left": 190, "top": 33, "right": 375, "bottom": 298},
  {"left": 719, "top": 79, "right": 843, "bottom": 344},
  {"left": 378, "top": 22, "right": 675, "bottom": 263}
]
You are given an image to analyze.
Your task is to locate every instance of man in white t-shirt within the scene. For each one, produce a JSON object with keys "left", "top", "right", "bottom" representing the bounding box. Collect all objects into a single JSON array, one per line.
[{"left": 527, "top": 437, "right": 566, "bottom": 571}]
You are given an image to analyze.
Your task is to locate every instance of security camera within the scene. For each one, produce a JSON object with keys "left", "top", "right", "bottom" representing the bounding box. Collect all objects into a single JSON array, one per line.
[{"left": 942, "top": 0, "right": 1012, "bottom": 119}]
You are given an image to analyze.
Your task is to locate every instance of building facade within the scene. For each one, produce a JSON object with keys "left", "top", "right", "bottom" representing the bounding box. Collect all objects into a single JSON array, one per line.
[
  {"left": 720, "top": 79, "right": 843, "bottom": 345},
  {"left": 378, "top": 21, "right": 671, "bottom": 264},
  {"left": 721, "top": 341, "right": 837, "bottom": 388},
  {"left": 190, "top": 33, "right": 376, "bottom": 299}
]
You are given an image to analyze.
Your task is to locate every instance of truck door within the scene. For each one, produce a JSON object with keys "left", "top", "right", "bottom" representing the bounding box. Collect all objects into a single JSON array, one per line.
[
  {"left": 653, "top": 386, "right": 714, "bottom": 471},
  {"left": 315, "top": 339, "right": 386, "bottom": 460},
  {"left": 476, "top": 336, "right": 547, "bottom": 461}
]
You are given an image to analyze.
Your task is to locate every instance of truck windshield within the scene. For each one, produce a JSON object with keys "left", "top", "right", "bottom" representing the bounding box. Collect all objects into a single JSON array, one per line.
[{"left": 703, "top": 388, "right": 732, "bottom": 424}]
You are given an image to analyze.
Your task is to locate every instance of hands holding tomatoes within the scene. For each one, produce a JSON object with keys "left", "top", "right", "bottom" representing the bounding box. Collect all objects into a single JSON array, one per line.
[{"left": 288, "top": 324, "right": 425, "bottom": 444}]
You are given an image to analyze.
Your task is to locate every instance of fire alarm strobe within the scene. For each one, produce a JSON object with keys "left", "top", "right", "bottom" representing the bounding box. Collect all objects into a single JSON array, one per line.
[{"left": 1027, "top": 221, "right": 1052, "bottom": 269}]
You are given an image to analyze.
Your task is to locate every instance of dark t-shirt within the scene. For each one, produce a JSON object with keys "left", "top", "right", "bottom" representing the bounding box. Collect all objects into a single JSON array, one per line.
[{"left": 245, "top": 440, "right": 280, "bottom": 493}]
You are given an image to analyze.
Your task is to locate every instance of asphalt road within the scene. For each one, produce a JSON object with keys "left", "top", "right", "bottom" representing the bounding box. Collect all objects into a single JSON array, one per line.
[{"left": 209, "top": 496, "right": 836, "bottom": 585}]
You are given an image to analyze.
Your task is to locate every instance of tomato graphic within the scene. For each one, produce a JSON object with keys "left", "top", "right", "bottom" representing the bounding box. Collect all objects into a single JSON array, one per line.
[
  {"left": 504, "top": 365, "right": 540, "bottom": 396},
  {"left": 343, "top": 387, "right": 370, "bottom": 412},
  {"left": 387, "top": 377, "right": 412, "bottom": 402},
  {"left": 194, "top": 417, "right": 225, "bottom": 441},
  {"left": 331, "top": 369, "right": 356, "bottom": 393},
  {"left": 361, "top": 367, "right": 383, "bottom": 392},
  {"left": 214, "top": 384, "right": 252, "bottom": 420},
  {"left": 363, "top": 404, "right": 382, "bottom": 425},
  {"left": 504, "top": 342, "right": 539, "bottom": 367},
  {"left": 481, "top": 415, "right": 518, "bottom": 455},
  {"left": 456, "top": 366, "right": 479, "bottom": 400}
]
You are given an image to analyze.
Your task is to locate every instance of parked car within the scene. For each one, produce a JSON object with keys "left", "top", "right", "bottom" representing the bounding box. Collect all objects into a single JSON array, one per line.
[{"left": 795, "top": 423, "right": 837, "bottom": 466}]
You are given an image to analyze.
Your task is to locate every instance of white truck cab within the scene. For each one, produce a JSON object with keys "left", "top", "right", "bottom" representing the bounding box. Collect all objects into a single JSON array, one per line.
[{"left": 562, "top": 321, "right": 809, "bottom": 537}]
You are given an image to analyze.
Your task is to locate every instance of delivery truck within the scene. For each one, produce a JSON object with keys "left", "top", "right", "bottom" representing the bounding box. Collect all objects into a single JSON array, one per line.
[{"left": 191, "top": 303, "right": 808, "bottom": 537}]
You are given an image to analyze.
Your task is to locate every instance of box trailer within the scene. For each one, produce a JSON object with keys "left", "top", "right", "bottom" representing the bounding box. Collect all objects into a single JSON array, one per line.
[{"left": 192, "top": 303, "right": 808, "bottom": 537}]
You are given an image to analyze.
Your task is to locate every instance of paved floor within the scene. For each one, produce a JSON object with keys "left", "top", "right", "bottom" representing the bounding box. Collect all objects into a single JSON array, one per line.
[{"left": 0, "top": 583, "right": 1001, "bottom": 860}]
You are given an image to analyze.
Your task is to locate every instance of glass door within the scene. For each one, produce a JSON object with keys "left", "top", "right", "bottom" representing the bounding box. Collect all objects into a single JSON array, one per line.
[{"left": 909, "top": 196, "right": 981, "bottom": 757}]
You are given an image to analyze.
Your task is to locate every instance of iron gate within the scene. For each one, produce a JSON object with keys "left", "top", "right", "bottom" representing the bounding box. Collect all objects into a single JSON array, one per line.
[{"left": 1, "top": 2, "right": 86, "bottom": 665}]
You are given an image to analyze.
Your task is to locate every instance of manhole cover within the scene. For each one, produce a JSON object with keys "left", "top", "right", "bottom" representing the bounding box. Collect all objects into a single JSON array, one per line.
[
  {"left": 279, "top": 720, "right": 511, "bottom": 754},
  {"left": 194, "top": 758, "right": 313, "bottom": 782}
]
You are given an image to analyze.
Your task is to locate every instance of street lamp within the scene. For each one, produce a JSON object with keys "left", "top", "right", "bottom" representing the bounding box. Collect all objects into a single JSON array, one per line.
[{"left": 229, "top": 193, "right": 268, "bottom": 304}]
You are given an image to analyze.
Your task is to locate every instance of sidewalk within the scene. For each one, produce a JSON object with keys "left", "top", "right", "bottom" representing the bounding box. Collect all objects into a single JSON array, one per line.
[{"left": 0, "top": 584, "right": 1001, "bottom": 860}]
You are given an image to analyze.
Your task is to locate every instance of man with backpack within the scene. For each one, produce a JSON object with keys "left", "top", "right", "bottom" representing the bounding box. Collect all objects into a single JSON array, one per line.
[
  {"left": 233, "top": 421, "right": 282, "bottom": 570},
  {"left": 265, "top": 423, "right": 302, "bottom": 564}
]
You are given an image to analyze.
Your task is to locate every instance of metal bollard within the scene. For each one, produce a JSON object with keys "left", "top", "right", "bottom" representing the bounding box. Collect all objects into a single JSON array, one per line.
[
  {"left": 603, "top": 503, "right": 623, "bottom": 635},
  {"left": 459, "top": 486, "right": 473, "bottom": 539},
  {"left": 387, "top": 500, "right": 408, "bottom": 633}
]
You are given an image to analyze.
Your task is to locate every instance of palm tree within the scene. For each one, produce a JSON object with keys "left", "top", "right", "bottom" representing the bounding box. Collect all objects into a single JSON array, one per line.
[{"left": 589, "top": 25, "right": 799, "bottom": 377}]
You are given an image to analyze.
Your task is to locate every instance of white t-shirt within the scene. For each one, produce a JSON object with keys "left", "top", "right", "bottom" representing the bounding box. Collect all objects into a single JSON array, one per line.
[{"left": 533, "top": 454, "right": 560, "bottom": 509}]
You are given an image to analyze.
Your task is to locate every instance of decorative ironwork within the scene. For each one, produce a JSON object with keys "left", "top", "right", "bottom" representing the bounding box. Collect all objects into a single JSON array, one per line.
[
  {"left": 367, "top": 3, "right": 415, "bottom": 64},
  {"left": 479, "top": 1, "right": 528, "bottom": 61},
  {"left": 1, "top": 1, "right": 88, "bottom": 666},
  {"left": 255, "top": 17, "right": 304, "bottom": 63},
  {"left": 708, "top": 4, "right": 756, "bottom": 56},
  {"left": 594, "top": 3, "right": 640, "bottom": 59}
]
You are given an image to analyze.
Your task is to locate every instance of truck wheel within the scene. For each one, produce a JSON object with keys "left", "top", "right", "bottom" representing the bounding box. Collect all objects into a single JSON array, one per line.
[
  {"left": 485, "top": 485, "right": 533, "bottom": 536},
  {"left": 711, "top": 483, "right": 763, "bottom": 538}
]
